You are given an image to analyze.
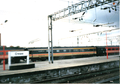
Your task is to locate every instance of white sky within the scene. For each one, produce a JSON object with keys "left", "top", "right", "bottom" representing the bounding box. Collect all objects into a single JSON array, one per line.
[{"left": 0, "top": 0, "right": 119, "bottom": 47}]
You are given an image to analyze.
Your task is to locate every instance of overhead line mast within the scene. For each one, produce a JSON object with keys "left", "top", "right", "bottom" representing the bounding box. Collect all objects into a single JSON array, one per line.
[{"left": 48, "top": 0, "right": 119, "bottom": 63}]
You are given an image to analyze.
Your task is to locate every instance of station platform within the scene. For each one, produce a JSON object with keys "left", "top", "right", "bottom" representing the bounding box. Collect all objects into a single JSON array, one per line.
[{"left": 0, "top": 55, "right": 119, "bottom": 76}]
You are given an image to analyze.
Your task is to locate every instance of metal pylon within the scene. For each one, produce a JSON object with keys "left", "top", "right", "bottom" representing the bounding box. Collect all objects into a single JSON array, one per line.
[
  {"left": 47, "top": 0, "right": 119, "bottom": 63},
  {"left": 51, "top": 0, "right": 118, "bottom": 21},
  {"left": 48, "top": 16, "right": 53, "bottom": 63}
]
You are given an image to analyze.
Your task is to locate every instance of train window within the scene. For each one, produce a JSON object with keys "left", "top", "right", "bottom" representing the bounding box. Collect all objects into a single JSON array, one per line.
[
  {"left": 93, "top": 49, "right": 96, "bottom": 51},
  {"left": 66, "top": 50, "right": 69, "bottom": 52},
  {"left": 46, "top": 50, "right": 48, "bottom": 52},
  {"left": 38, "top": 50, "right": 42, "bottom": 52},
  {"left": 29, "top": 51, "right": 32, "bottom": 54},
  {"left": 73, "top": 49, "right": 79, "bottom": 52},
  {"left": 0, "top": 52, "right": 3, "bottom": 55},
  {"left": 38, "top": 50, "right": 46, "bottom": 53},
  {"left": 69, "top": 49, "right": 71, "bottom": 52},
  {"left": 56, "top": 50, "right": 59, "bottom": 52},
  {"left": 63, "top": 50, "right": 66, "bottom": 52},
  {"left": 6, "top": 52, "right": 8, "bottom": 55},
  {"left": 80, "top": 49, "right": 84, "bottom": 52},
  {"left": 32, "top": 51, "right": 37, "bottom": 54},
  {"left": 108, "top": 49, "right": 111, "bottom": 50},
  {"left": 53, "top": 50, "right": 56, "bottom": 53},
  {"left": 84, "top": 49, "right": 89, "bottom": 51},
  {"left": 60, "top": 50, "right": 63, "bottom": 52},
  {"left": 112, "top": 48, "right": 115, "bottom": 50},
  {"left": 89, "top": 49, "right": 94, "bottom": 51},
  {"left": 0, "top": 52, "right": 8, "bottom": 55},
  {"left": 76, "top": 49, "right": 79, "bottom": 52},
  {"left": 88, "top": 49, "right": 90, "bottom": 51},
  {"left": 116, "top": 48, "right": 118, "bottom": 50}
]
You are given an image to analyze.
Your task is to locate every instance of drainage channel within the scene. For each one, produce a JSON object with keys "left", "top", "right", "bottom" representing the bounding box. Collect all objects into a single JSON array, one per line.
[{"left": 33, "top": 67, "right": 119, "bottom": 83}]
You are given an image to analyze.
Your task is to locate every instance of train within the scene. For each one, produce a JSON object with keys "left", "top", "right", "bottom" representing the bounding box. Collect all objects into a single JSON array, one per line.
[{"left": 0, "top": 46, "right": 119, "bottom": 64}]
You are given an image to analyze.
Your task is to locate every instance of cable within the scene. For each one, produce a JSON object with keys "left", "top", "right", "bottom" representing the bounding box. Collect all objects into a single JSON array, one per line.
[
  {"left": 108, "top": 10, "right": 118, "bottom": 24},
  {"left": 105, "top": 10, "right": 109, "bottom": 23},
  {"left": 105, "top": 6, "right": 118, "bottom": 26},
  {"left": 95, "top": 4, "right": 97, "bottom": 22}
]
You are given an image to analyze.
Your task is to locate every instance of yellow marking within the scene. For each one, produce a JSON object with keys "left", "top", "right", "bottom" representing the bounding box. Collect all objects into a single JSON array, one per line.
[
  {"left": 29, "top": 51, "right": 96, "bottom": 58},
  {"left": 73, "top": 47, "right": 96, "bottom": 49}
]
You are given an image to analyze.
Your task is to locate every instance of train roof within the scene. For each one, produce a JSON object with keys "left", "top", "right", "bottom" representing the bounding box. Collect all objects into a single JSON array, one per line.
[{"left": 0, "top": 45, "right": 119, "bottom": 50}]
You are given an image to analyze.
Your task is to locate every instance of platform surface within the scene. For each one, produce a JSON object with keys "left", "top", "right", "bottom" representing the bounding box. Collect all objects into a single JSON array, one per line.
[{"left": 0, "top": 55, "right": 119, "bottom": 76}]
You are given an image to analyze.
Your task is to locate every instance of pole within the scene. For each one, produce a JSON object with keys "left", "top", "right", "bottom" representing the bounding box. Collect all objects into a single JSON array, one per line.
[
  {"left": 0, "top": 33, "right": 1, "bottom": 46},
  {"left": 3, "top": 46, "right": 5, "bottom": 70},
  {"left": 50, "top": 16, "right": 53, "bottom": 63},
  {"left": 77, "top": 36, "right": 79, "bottom": 46},
  {"left": 48, "top": 16, "right": 51, "bottom": 63},
  {"left": 48, "top": 16, "right": 54, "bottom": 63},
  {"left": 106, "top": 32, "right": 108, "bottom": 59}
]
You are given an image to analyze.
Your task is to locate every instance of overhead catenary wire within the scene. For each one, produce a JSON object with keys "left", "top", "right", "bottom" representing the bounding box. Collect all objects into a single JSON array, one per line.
[
  {"left": 48, "top": 0, "right": 119, "bottom": 63},
  {"left": 94, "top": 2, "right": 97, "bottom": 22}
]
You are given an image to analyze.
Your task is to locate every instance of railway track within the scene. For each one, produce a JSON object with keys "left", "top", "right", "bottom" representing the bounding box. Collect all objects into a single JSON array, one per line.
[
  {"left": 74, "top": 71, "right": 119, "bottom": 83},
  {"left": 95, "top": 75, "right": 119, "bottom": 83},
  {"left": 33, "top": 67, "right": 119, "bottom": 83}
]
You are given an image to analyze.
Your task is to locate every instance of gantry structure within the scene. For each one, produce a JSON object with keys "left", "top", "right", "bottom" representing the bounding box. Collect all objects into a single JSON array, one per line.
[{"left": 48, "top": 0, "right": 119, "bottom": 63}]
